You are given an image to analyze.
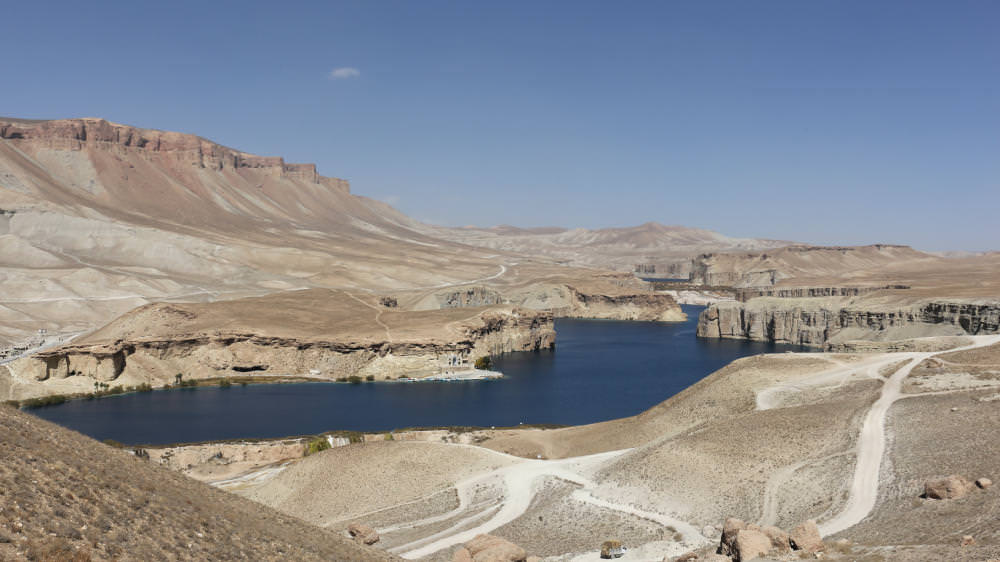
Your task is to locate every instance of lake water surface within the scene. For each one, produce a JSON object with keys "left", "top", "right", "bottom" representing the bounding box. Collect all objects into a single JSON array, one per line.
[{"left": 29, "top": 305, "right": 804, "bottom": 445}]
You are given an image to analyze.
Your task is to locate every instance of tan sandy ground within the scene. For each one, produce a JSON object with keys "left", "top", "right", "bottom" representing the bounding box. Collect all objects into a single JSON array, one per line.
[
  {"left": 238, "top": 441, "right": 518, "bottom": 529},
  {"left": 229, "top": 339, "right": 1000, "bottom": 561}
]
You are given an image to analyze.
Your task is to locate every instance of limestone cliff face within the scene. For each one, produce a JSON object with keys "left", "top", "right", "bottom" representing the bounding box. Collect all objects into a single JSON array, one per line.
[
  {"left": 2, "top": 308, "right": 554, "bottom": 401},
  {"left": 697, "top": 298, "right": 1000, "bottom": 347},
  {"left": 733, "top": 285, "right": 910, "bottom": 302},
  {"left": 557, "top": 287, "right": 686, "bottom": 322},
  {"left": 417, "top": 281, "right": 686, "bottom": 322},
  {"left": 0, "top": 117, "right": 349, "bottom": 191}
]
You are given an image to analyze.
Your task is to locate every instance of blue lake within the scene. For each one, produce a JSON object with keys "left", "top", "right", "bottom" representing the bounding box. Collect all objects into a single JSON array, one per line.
[{"left": 28, "top": 306, "right": 804, "bottom": 445}]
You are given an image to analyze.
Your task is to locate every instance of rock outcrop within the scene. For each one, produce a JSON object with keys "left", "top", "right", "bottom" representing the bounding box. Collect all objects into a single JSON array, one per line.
[
  {"left": 734, "top": 284, "right": 910, "bottom": 302},
  {"left": 734, "top": 529, "right": 771, "bottom": 561},
  {"left": 416, "top": 276, "right": 687, "bottom": 322},
  {"left": 347, "top": 522, "right": 379, "bottom": 545},
  {"left": 924, "top": 475, "right": 975, "bottom": 499},
  {"left": 697, "top": 298, "right": 1000, "bottom": 347},
  {"left": 1, "top": 290, "right": 556, "bottom": 401},
  {"left": 717, "top": 518, "right": 823, "bottom": 561},
  {"left": 454, "top": 534, "right": 528, "bottom": 562},
  {"left": 0, "top": 117, "right": 349, "bottom": 190},
  {"left": 788, "top": 520, "right": 823, "bottom": 553}
]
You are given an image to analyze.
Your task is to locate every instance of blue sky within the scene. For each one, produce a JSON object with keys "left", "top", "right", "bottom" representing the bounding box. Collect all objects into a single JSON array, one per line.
[{"left": 3, "top": 1, "right": 998, "bottom": 250}]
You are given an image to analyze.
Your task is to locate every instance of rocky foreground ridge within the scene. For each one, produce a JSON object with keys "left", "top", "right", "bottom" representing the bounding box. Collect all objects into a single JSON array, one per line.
[
  {"left": 0, "top": 290, "right": 555, "bottom": 401},
  {"left": 697, "top": 297, "right": 1000, "bottom": 347},
  {"left": 0, "top": 404, "right": 393, "bottom": 561}
]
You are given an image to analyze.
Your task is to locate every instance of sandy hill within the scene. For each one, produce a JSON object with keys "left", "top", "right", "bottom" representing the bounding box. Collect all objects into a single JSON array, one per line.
[
  {"left": 0, "top": 117, "right": 533, "bottom": 344},
  {"left": 0, "top": 403, "right": 395, "bottom": 561}
]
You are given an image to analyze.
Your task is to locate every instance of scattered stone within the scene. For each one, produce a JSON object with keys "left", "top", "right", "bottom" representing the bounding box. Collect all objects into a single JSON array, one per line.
[
  {"left": 346, "top": 522, "right": 379, "bottom": 545},
  {"left": 702, "top": 555, "right": 730, "bottom": 562},
  {"left": 464, "top": 534, "right": 527, "bottom": 562},
  {"left": 702, "top": 525, "right": 716, "bottom": 538},
  {"left": 672, "top": 553, "right": 698, "bottom": 562},
  {"left": 961, "top": 535, "right": 976, "bottom": 547},
  {"left": 761, "top": 525, "right": 792, "bottom": 552},
  {"left": 924, "top": 475, "right": 975, "bottom": 499},
  {"left": 718, "top": 517, "right": 745, "bottom": 557},
  {"left": 976, "top": 478, "right": 992, "bottom": 489},
  {"left": 526, "top": 557, "right": 542, "bottom": 562},
  {"left": 600, "top": 539, "right": 624, "bottom": 559},
  {"left": 736, "top": 529, "right": 772, "bottom": 561},
  {"left": 790, "top": 520, "right": 824, "bottom": 553},
  {"left": 951, "top": 407, "right": 959, "bottom": 412}
]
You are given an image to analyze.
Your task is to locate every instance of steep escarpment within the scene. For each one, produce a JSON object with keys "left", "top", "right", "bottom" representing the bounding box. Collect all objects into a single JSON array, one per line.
[
  {"left": 0, "top": 290, "right": 555, "bottom": 401},
  {"left": 734, "top": 285, "right": 911, "bottom": 302},
  {"left": 697, "top": 297, "right": 1000, "bottom": 347},
  {"left": 557, "top": 286, "right": 686, "bottom": 321},
  {"left": 0, "top": 117, "right": 349, "bottom": 190},
  {"left": 407, "top": 271, "right": 687, "bottom": 322}
]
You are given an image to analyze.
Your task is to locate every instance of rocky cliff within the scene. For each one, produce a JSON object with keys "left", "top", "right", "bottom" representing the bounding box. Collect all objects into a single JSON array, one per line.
[
  {"left": 0, "top": 291, "right": 555, "bottom": 401},
  {"left": 414, "top": 279, "right": 686, "bottom": 322},
  {"left": 734, "top": 285, "right": 911, "bottom": 302},
  {"left": 0, "top": 117, "right": 349, "bottom": 190},
  {"left": 697, "top": 298, "right": 1000, "bottom": 347}
]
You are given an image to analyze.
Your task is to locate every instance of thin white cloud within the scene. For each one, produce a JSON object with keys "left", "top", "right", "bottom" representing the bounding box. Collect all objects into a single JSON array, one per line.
[{"left": 329, "top": 67, "right": 360, "bottom": 80}]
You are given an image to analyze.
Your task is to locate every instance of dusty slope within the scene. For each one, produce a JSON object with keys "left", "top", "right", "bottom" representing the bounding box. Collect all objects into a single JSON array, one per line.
[
  {"left": 0, "top": 117, "right": 525, "bottom": 344},
  {"left": 0, "top": 404, "right": 395, "bottom": 561},
  {"left": 230, "top": 337, "right": 1000, "bottom": 560},
  {"left": 409, "top": 221, "right": 791, "bottom": 277},
  {"left": 0, "top": 116, "right": 690, "bottom": 353}
]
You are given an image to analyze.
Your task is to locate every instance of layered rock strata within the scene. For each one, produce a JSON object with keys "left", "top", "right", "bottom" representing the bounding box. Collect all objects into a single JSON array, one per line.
[
  {"left": 0, "top": 290, "right": 555, "bottom": 401},
  {"left": 0, "top": 117, "right": 349, "bottom": 190},
  {"left": 734, "top": 285, "right": 910, "bottom": 302},
  {"left": 697, "top": 298, "right": 1000, "bottom": 347},
  {"left": 417, "top": 279, "right": 687, "bottom": 322}
]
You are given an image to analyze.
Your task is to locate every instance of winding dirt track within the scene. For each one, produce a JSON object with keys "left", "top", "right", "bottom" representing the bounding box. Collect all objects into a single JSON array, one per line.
[
  {"left": 396, "top": 445, "right": 707, "bottom": 559},
  {"left": 816, "top": 335, "right": 1000, "bottom": 537}
]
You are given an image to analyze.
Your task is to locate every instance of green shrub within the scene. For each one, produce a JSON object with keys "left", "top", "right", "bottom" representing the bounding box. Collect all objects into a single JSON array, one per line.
[
  {"left": 365, "top": 374, "right": 375, "bottom": 382},
  {"left": 474, "top": 356, "right": 492, "bottom": 370},
  {"left": 304, "top": 437, "right": 331, "bottom": 456},
  {"left": 219, "top": 379, "right": 232, "bottom": 388},
  {"left": 347, "top": 375, "right": 363, "bottom": 384}
]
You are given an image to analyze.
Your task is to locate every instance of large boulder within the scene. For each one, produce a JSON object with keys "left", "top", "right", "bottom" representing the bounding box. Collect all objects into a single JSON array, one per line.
[
  {"left": 924, "top": 475, "right": 975, "bottom": 499},
  {"left": 761, "top": 525, "right": 791, "bottom": 552},
  {"left": 976, "top": 477, "right": 992, "bottom": 489},
  {"left": 463, "top": 534, "right": 527, "bottom": 562},
  {"left": 718, "top": 517, "right": 745, "bottom": 557},
  {"left": 735, "top": 529, "right": 772, "bottom": 561},
  {"left": 347, "top": 522, "right": 379, "bottom": 545},
  {"left": 789, "top": 520, "right": 824, "bottom": 553}
]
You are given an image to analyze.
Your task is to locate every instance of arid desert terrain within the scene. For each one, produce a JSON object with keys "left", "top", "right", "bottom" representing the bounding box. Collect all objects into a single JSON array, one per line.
[{"left": 2, "top": 117, "right": 998, "bottom": 562}]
